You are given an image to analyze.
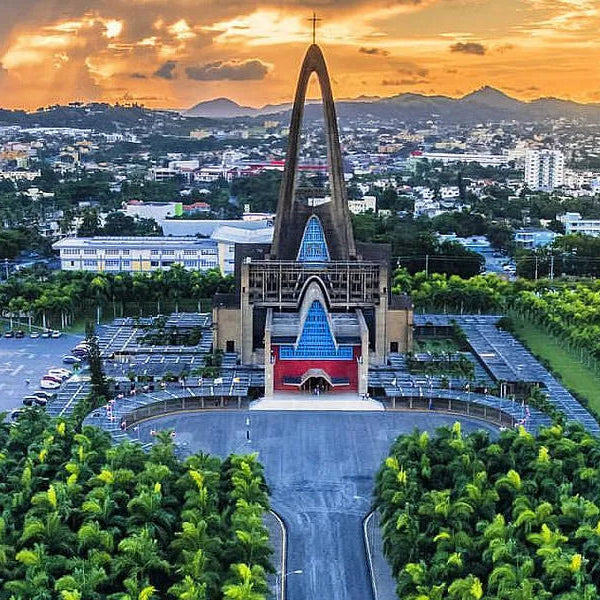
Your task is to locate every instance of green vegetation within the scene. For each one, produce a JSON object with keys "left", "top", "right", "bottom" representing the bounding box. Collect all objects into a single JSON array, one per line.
[
  {"left": 0, "top": 266, "right": 233, "bottom": 331},
  {"left": 508, "top": 314, "right": 600, "bottom": 416},
  {"left": 0, "top": 410, "right": 273, "bottom": 599},
  {"left": 375, "top": 422, "right": 600, "bottom": 600}
]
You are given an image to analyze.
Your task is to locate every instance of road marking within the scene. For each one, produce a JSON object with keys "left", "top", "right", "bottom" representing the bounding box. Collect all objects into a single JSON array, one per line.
[
  {"left": 364, "top": 512, "right": 378, "bottom": 600},
  {"left": 270, "top": 510, "right": 287, "bottom": 600},
  {"left": 12, "top": 365, "right": 23, "bottom": 376}
]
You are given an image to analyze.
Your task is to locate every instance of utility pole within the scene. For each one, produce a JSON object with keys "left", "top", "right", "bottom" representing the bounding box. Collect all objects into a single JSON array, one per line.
[
  {"left": 425, "top": 254, "right": 429, "bottom": 277},
  {"left": 550, "top": 255, "right": 554, "bottom": 281},
  {"left": 534, "top": 255, "right": 538, "bottom": 281},
  {"left": 4, "top": 259, "right": 8, "bottom": 280}
]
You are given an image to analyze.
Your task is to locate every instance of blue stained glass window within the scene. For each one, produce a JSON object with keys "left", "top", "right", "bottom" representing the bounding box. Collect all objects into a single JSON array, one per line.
[
  {"left": 297, "top": 216, "right": 330, "bottom": 262},
  {"left": 279, "top": 300, "right": 353, "bottom": 360}
]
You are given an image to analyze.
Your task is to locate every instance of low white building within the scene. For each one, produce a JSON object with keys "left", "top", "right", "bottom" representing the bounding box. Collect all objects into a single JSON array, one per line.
[
  {"left": 561, "top": 213, "right": 600, "bottom": 237},
  {"left": 348, "top": 195, "right": 376, "bottom": 214},
  {"left": 53, "top": 237, "right": 220, "bottom": 274},
  {"left": 123, "top": 201, "right": 183, "bottom": 221}
]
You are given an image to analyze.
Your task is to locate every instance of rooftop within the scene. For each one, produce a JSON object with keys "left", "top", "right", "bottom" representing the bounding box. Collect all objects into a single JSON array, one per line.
[{"left": 53, "top": 236, "right": 216, "bottom": 249}]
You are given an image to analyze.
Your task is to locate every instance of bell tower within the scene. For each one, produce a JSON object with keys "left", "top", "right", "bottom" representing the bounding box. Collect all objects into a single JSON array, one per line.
[{"left": 270, "top": 44, "right": 356, "bottom": 261}]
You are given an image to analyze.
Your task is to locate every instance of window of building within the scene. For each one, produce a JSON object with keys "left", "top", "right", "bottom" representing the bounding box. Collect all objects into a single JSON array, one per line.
[
  {"left": 279, "top": 300, "right": 352, "bottom": 360},
  {"left": 184, "top": 260, "right": 197, "bottom": 267},
  {"left": 151, "top": 260, "right": 159, "bottom": 267},
  {"left": 163, "top": 250, "right": 175, "bottom": 255},
  {"left": 297, "top": 216, "right": 330, "bottom": 262},
  {"left": 390, "top": 341, "right": 399, "bottom": 353},
  {"left": 106, "top": 249, "right": 119, "bottom": 255},
  {"left": 151, "top": 250, "right": 160, "bottom": 255},
  {"left": 105, "top": 259, "right": 119, "bottom": 267},
  {"left": 122, "top": 260, "right": 130, "bottom": 267},
  {"left": 162, "top": 261, "right": 174, "bottom": 267},
  {"left": 83, "top": 260, "right": 97, "bottom": 267},
  {"left": 83, "top": 249, "right": 96, "bottom": 255},
  {"left": 226, "top": 340, "right": 235, "bottom": 352},
  {"left": 70, "top": 261, "right": 75, "bottom": 267},
  {"left": 184, "top": 250, "right": 196, "bottom": 256},
  {"left": 122, "top": 249, "right": 130, "bottom": 255}
]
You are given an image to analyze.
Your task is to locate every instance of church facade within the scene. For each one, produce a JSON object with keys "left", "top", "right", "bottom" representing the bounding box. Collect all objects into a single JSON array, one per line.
[{"left": 213, "top": 44, "right": 413, "bottom": 396}]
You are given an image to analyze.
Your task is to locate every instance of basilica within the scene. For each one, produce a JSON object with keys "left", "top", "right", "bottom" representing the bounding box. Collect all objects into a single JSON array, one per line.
[{"left": 213, "top": 43, "right": 413, "bottom": 396}]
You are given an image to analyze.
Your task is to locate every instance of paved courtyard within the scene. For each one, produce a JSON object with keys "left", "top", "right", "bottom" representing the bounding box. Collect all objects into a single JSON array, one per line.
[
  {"left": 0, "top": 334, "right": 82, "bottom": 413},
  {"left": 139, "top": 411, "right": 497, "bottom": 600}
]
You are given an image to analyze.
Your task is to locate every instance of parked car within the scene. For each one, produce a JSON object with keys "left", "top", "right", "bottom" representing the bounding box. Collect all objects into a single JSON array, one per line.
[
  {"left": 41, "top": 330, "right": 51, "bottom": 338},
  {"left": 62, "top": 355, "right": 82, "bottom": 365},
  {"left": 33, "top": 396, "right": 47, "bottom": 406},
  {"left": 15, "top": 330, "right": 25, "bottom": 338},
  {"left": 10, "top": 408, "right": 24, "bottom": 421},
  {"left": 40, "top": 379, "right": 61, "bottom": 390},
  {"left": 30, "top": 331, "right": 40, "bottom": 339},
  {"left": 48, "top": 368, "right": 71, "bottom": 380},
  {"left": 4, "top": 331, "right": 14, "bottom": 338},
  {"left": 51, "top": 330, "right": 62, "bottom": 339},
  {"left": 32, "top": 390, "right": 56, "bottom": 400},
  {"left": 23, "top": 395, "right": 39, "bottom": 406},
  {"left": 41, "top": 374, "right": 62, "bottom": 384}
]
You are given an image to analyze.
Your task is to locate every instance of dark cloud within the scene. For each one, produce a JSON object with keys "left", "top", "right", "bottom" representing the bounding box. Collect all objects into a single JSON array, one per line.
[
  {"left": 495, "top": 43, "right": 514, "bottom": 53},
  {"left": 154, "top": 61, "right": 177, "bottom": 80},
  {"left": 505, "top": 85, "right": 540, "bottom": 93},
  {"left": 130, "top": 72, "right": 148, "bottom": 79},
  {"left": 359, "top": 47, "right": 389, "bottom": 56},
  {"left": 393, "top": 61, "right": 429, "bottom": 77},
  {"left": 450, "top": 42, "right": 486, "bottom": 55},
  {"left": 382, "top": 78, "right": 429, "bottom": 86},
  {"left": 185, "top": 59, "right": 269, "bottom": 81}
]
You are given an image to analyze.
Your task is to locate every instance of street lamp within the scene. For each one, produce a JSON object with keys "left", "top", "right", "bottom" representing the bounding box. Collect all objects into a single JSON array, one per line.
[{"left": 275, "top": 569, "right": 303, "bottom": 599}]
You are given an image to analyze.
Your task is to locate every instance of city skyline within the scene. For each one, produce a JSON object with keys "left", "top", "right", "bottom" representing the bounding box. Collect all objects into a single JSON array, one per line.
[{"left": 0, "top": 0, "right": 599, "bottom": 110}]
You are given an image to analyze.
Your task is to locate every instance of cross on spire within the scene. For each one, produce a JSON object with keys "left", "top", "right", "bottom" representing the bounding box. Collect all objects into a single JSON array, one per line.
[{"left": 308, "top": 12, "right": 322, "bottom": 45}]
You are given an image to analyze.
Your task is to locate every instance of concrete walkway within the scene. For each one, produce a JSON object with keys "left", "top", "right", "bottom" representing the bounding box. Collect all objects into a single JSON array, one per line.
[{"left": 251, "top": 392, "right": 384, "bottom": 411}]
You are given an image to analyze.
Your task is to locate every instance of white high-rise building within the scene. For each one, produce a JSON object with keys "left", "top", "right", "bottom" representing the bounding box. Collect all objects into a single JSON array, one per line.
[{"left": 524, "top": 149, "right": 565, "bottom": 192}]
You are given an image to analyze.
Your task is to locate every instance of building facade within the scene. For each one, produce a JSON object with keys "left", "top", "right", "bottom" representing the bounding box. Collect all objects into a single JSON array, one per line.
[
  {"left": 54, "top": 237, "right": 220, "bottom": 273},
  {"left": 213, "top": 44, "right": 413, "bottom": 396},
  {"left": 525, "top": 149, "right": 565, "bottom": 192}
]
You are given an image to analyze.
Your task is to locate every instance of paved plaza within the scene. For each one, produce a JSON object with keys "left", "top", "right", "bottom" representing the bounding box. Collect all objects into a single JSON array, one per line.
[{"left": 138, "top": 410, "right": 497, "bottom": 600}]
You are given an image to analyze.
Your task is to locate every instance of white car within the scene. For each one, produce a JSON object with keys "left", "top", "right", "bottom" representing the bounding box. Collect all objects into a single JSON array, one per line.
[
  {"left": 40, "top": 379, "right": 61, "bottom": 390},
  {"left": 48, "top": 368, "right": 71, "bottom": 379},
  {"left": 51, "top": 330, "right": 62, "bottom": 338}
]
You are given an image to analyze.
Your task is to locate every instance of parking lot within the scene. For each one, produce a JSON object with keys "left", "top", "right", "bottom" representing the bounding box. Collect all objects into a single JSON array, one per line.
[{"left": 0, "top": 334, "right": 83, "bottom": 413}]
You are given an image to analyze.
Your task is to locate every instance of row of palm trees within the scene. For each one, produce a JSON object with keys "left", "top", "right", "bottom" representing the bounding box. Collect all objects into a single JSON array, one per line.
[
  {"left": 0, "top": 410, "right": 272, "bottom": 599},
  {"left": 0, "top": 267, "right": 233, "bottom": 330},
  {"left": 374, "top": 421, "right": 600, "bottom": 599}
]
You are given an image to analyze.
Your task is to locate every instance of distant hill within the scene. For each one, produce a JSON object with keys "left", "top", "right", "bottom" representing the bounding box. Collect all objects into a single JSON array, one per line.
[
  {"left": 185, "top": 87, "right": 600, "bottom": 124},
  {"left": 185, "top": 98, "right": 260, "bottom": 118}
]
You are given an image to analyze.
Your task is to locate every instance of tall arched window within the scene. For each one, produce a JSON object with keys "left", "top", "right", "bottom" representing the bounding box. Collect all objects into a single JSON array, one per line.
[{"left": 297, "top": 216, "right": 330, "bottom": 262}]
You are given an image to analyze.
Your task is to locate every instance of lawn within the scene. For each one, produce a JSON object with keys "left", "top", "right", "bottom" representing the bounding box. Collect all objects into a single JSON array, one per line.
[{"left": 510, "top": 314, "right": 600, "bottom": 416}]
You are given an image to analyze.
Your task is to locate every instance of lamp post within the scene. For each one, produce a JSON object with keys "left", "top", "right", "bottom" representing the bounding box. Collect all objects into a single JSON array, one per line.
[{"left": 275, "top": 569, "right": 303, "bottom": 600}]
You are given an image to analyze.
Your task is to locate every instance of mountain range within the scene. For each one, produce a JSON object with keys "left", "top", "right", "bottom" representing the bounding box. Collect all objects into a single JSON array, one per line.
[{"left": 185, "top": 87, "right": 600, "bottom": 124}]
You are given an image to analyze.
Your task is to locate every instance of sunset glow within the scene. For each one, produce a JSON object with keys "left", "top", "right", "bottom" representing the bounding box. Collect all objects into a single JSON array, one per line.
[{"left": 0, "top": 0, "right": 599, "bottom": 110}]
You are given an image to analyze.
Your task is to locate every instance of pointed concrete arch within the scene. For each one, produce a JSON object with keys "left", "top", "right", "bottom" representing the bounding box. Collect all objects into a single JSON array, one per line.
[{"left": 271, "top": 44, "right": 356, "bottom": 261}]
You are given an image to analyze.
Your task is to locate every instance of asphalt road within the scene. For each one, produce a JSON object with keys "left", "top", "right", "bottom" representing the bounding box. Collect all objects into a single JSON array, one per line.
[
  {"left": 138, "top": 411, "right": 497, "bottom": 600},
  {"left": 0, "top": 333, "right": 82, "bottom": 412}
]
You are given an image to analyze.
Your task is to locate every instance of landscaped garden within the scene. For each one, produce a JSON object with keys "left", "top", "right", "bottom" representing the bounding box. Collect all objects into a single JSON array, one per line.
[
  {"left": 375, "top": 421, "right": 600, "bottom": 600},
  {"left": 0, "top": 409, "right": 272, "bottom": 600}
]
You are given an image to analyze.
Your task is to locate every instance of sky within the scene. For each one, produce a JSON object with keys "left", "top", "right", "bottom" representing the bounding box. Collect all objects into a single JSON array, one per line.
[{"left": 0, "top": 0, "right": 599, "bottom": 110}]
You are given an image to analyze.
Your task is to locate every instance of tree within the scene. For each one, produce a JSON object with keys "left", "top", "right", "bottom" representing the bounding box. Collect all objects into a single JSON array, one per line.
[{"left": 78, "top": 209, "right": 101, "bottom": 237}]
